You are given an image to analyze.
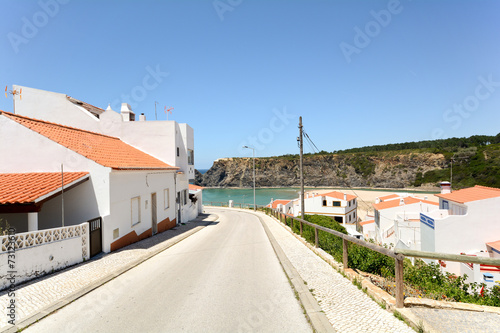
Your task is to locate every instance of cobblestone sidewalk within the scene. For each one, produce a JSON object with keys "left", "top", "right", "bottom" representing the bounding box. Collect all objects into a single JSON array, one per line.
[
  {"left": 0, "top": 214, "right": 217, "bottom": 331},
  {"left": 258, "top": 212, "right": 414, "bottom": 333}
]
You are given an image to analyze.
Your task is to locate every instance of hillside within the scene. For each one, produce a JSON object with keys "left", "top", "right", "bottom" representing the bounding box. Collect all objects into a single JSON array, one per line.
[{"left": 197, "top": 134, "right": 500, "bottom": 189}]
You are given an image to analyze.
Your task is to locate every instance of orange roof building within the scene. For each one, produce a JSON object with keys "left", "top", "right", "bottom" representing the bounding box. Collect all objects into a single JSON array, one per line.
[
  {"left": 371, "top": 193, "right": 439, "bottom": 245},
  {"left": 0, "top": 110, "right": 184, "bottom": 253},
  {"left": 0, "top": 172, "right": 89, "bottom": 206},
  {"left": 436, "top": 185, "right": 500, "bottom": 204},
  {"left": 268, "top": 199, "right": 292, "bottom": 209},
  {"left": 1, "top": 111, "right": 177, "bottom": 171}
]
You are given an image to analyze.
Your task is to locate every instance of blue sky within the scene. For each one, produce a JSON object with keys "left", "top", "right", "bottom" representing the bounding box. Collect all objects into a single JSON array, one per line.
[{"left": 1, "top": 0, "right": 499, "bottom": 169}]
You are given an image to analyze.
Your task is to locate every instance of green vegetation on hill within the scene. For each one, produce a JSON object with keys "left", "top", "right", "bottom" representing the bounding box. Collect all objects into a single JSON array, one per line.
[
  {"left": 263, "top": 210, "right": 500, "bottom": 306},
  {"left": 334, "top": 134, "right": 500, "bottom": 154},
  {"left": 413, "top": 143, "right": 500, "bottom": 189},
  {"left": 270, "top": 133, "right": 500, "bottom": 189}
]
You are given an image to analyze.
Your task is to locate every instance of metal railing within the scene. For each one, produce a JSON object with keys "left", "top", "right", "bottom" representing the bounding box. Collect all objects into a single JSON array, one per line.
[{"left": 265, "top": 208, "right": 500, "bottom": 308}]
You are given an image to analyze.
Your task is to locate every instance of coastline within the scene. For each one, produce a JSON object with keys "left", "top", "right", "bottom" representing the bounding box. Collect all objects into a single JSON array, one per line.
[
  {"left": 201, "top": 186, "right": 440, "bottom": 194},
  {"left": 202, "top": 186, "right": 441, "bottom": 221}
]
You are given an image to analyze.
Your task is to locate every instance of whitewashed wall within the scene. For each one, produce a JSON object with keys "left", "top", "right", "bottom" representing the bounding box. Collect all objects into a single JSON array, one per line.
[
  {"left": 38, "top": 180, "right": 99, "bottom": 230},
  {"left": 107, "top": 170, "right": 176, "bottom": 253},
  {"left": 0, "top": 115, "right": 111, "bottom": 231},
  {"left": 13, "top": 85, "right": 100, "bottom": 132},
  {"left": 375, "top": 202, "right": 438, "bottom": 243},
  {"left": 0, "top": 223, "right": 89, "bottom": 290},
  {"left": 423, "top": 197, "right": 500, "bottom": 255}
]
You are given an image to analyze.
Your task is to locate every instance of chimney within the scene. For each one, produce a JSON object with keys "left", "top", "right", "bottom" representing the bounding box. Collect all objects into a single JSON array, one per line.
[
  {"left": 121, "top": 103, "right": 135, "bottom": 121},
  {"left": 440, "top": 181, "right": 451, "bottom": 194},
  {"left": 344, "top": 193, "right": 347, "bottom": 201},
  {"left": 424, "top": 196, "right": 428, "bottom": 200},
  {"left": 139, "top": 113, "right": 146, "bottom": 121},
  {"left": 400, "top": 198, "right": 405, "bottom": 206},
  {"left": 375, "top": 197, "right": 380, "bottom": 204}
]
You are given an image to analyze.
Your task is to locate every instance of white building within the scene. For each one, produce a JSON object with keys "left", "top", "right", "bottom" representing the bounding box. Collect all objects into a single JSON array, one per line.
[
  {"left": 300, "top": 191, "right": 357, "bottom": 225},
  {"left": 373, "top": 193, "right": 438, "bottom": 247},
  {"left": 268, "top": 191, "right": 358, "bottom": 225},
  {"left": 0, "top": 85, "right": 199, "bottom": 254},
  {"left": 267, "top": 199, "right": 295, "bottom": 215},
  {"left": 420, "top": 185, "right": 500, "bottom": 287},
  {"left": 0, "top": 111, "right": 182, "bottom": 253}
]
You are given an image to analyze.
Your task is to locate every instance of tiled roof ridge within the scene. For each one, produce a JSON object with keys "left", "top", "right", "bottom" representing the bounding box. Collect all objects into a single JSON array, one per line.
[
  {"left": 67, "top": 96, "right": 105, "bottom": 112},
  {"left": 474, "top": 185, "right": 500, "bottom": 192},
  {"left": 0, "top": 110, "right": 118, "bottom": 140}
]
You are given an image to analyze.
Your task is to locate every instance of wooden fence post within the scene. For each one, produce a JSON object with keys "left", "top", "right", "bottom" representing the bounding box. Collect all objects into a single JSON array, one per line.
[
  {"left": 343, "top": 239, "right": 348, "bottom": 269},
  {"left": 395, "top": 257, "right": 404, "bottom": 308},
  {"left": 315, "top": 228, "right": 318, "bottom": 248},
  {"left": 300, "top": 221, "right": 303, "bottom": 236}
]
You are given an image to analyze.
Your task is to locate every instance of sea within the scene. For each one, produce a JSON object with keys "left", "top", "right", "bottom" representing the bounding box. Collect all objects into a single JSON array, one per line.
[
  {"left": 202, "top": 187, "right": 439, "bottom": 207},
  {"left": 203, "top": 188, "right": 302, "bottom": 207}
]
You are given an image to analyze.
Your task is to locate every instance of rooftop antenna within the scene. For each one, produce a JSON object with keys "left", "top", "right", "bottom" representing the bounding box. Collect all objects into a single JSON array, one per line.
[
  {"left": 164, "top": 106, "right": 173, "bottom": 120},
  {"left": 5, "top": 86, "right": 22, "bottom": 114},
  {"left": 154, "top": 101, "right": 158, "bottom": 120}
]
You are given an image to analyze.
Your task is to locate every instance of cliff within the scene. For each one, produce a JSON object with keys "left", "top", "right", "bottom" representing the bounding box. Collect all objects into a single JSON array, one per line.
[{"left": 197, "top": 152, "right": 447, "bottom": 188}]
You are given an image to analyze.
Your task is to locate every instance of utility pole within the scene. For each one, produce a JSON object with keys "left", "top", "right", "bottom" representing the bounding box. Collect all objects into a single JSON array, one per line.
[
  {"left": 299, "top": 117, "right": 304, "bottom": 219},
  {"left": 61, "top": 164, "right": 65, "bottom": 227},
  {"left": 450, "top": 157, "right": 453, "bottom": 190}
]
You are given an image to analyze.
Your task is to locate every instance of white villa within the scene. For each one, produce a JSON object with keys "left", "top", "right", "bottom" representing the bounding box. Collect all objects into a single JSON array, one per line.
[
  {"left": 372, "top": 193, "right": 439, "bottom": 247},
  {"left": 268, "top": 190, "right": 358, "bottom": 225},
  {"left": 420, "top": 185, "right": 500, "bottom": 287}
]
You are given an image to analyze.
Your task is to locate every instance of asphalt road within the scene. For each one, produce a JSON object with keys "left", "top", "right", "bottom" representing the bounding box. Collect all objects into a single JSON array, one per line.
[{"left": 25, "top": 209, "right": 312, "bottom": 333}]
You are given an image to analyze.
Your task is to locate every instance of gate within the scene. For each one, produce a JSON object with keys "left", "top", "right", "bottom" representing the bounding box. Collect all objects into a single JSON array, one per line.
[{"left": 88, "top": 217, "right": 102, "bottom": 257}]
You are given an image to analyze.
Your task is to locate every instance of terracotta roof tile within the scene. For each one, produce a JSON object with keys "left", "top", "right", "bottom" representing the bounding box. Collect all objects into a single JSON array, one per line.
[
  {"left": 360, "top": 219, "right": 375, "bottom": 226},
  {"left": 373, "top": 197, "right": 438, "bottom": 210},
  {"left": 0, "top": 172, "right": 89, "bottom": 204},
  {"left": 378, "top": 194, "right": 400, "bottom": 201},
  {"left": 188, "top": 184, "right": 204, "bottom": 191},
  {"left": 436, "top": 185, "right": 500, "bottom": 204},
  {"left": 67, "top": 96, "right": 104, "bottom": 117},
  {"left": 1, "top": 111, "right": 177, "bottom": 170},
  {"left": 487, "top": 240, "right": 500, "bottom": 252},
  {"left": 323, "top": 191, "right": 357, "bottom": 201},
  {"left": 268, "top": 200, "right": 291, "bottom": 209}
]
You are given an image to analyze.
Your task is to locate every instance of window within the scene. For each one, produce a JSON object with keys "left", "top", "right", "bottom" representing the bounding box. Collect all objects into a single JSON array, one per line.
[
  {"left": 177, "top": 147, "right": 180, "bottom": 157},
  {"left": 348, "top": 201, "right": 351, "bottom": 207},
  {"left": 183, "top": 189, "right": 188, "bottom": 205},
  {"left": 441, "top": 200, "right": 449, "bottom": 210},
  {"left": 354, "top": 211, "right": 356, "bottom": 219},
  {"left": 332, "top": 201, "right": 341, "bottom": 207},
  {"left": 322, "top": 200, "right": 327, "bottom": 206},
  {"left": 164, "top": 189, "right": 170, "bottom": 209},
  {"left": 188, "top": 149, "right": 194, "bottom": 165},
  {"left": 131, "top": 196, "right": 140, "bottom": 225}
]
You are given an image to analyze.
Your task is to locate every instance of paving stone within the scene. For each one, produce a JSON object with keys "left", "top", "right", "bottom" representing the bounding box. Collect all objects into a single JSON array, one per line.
[{"left": 260, "top": 213, "right": 414, "bottom": 333}]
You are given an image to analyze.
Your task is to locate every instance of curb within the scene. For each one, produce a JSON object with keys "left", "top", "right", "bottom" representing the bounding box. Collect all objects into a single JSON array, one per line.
[
  {"left": 2, "top": 214, "right": 218, "bottom": 333},
  {"left": 209, "top": 207, "right": 335, "bottom": 333}
]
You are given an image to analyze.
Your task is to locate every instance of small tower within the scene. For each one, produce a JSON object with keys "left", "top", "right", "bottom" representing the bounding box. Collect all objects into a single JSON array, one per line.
[{"left": 120, "top": 103, "right": 135, "bottom": 121}]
